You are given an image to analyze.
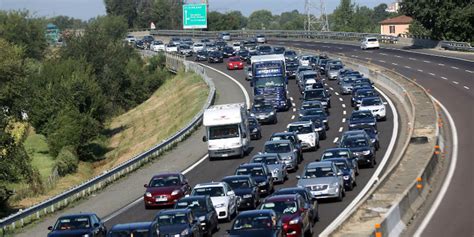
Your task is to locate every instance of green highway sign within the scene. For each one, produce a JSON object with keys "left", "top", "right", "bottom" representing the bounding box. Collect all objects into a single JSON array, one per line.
[{"left": 183, "top": 4, "right": 207, "bottom": 29}]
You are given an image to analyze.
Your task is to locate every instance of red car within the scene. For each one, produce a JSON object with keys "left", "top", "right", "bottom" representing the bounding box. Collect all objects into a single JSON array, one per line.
[
  {"left": 227, "top": 56, "right": 244, "bottom": 70},
  {"left": 143, "top": 172, "right": 191, "bottom": 209},
  {"left": 259, "top": 194, "right": 313, "bottom": 236}
]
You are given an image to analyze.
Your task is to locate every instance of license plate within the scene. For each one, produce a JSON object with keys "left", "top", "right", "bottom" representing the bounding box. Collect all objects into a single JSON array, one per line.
[
  {"left": 234, "top": 65, "right": 238, "bottom": 68},
  {"left": 156, "top": 196, "right": 167, "bottom": 202}
]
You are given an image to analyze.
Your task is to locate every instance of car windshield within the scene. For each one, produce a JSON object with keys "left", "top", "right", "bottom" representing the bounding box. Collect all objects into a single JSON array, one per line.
[
  {"left": 156, "top": 213, "right": 189, "bottom": 226},
  {"left": 368, "top": 38, "right": 378, "bottom": 42},
  {"left": 304, "top": 90, "right": 325, "bottom": 100},
  {"left": 54, "top": 216, "right": 91, "bottom": 231},
  {"left": 109, "top": 229, "right": 150, "bottom": 237},
  {"left": 197, "top": 51, "right": 207, "bottom": 55},
  {"left": 341, "top": 138, "right": 368, "bottom": 148},
  {"left": 264, "top": 143, "right": 291, "bottom": 153},
  {"left": 238, "top": 51, "right": 249, "bottom": 56},
  {"left": 254, "top": 77, "right": 285, "bottom": 88},
  {"left": 208, "top": 124, "right": 239, "bottom": 140},
  {"left": 225, "top": 179, "right": 251, "bottom": 189},
  {"left": 303, "top": 73, "right": 317, "bottom": 80},
  {"left": 303, "top": 166, "right": 335, "bottom": 178},
  {"left": 342, "top": 78, "right": 355, "bottom": 83},
  {"left": 180, "top": 45, "right": 190, "bottom": 49},
  {"left": 357, "top": 90, "right": 376, "bottom": 98},
  {"left": 302, "top": 109, "right": 324, "bottom": 116},
  {"left": 361, "top": 98, "right": 382, "bottom": 106},
  {"left": 249, "top": 119, "right": 258, "bottom": 126},
  {"left": 176, "top": 199, "right": 207, "bottom": 212},
  {"left": 260, "top": 201, "right": 297, "bottom": 215},
  {"left": 288, "top": 125, "right": 313, "bottom": 134},
  {"left": 270, "top": 135, "right": 294, "bottom": 143},
  {"left": 236, "top": 167, "right": 265, "bottom": 176},
  {"left": 253, "top": 104, "right": 273, "bottom": 112},
  {"left": 253, "top": 156, "right": 280, "bottom": 165},
  {"left": 229, "top": 57, "right": 241, "bottom": 62},
  {"left": 149, "top": 175, "right": 180, "bottom": 187},
  {"left": 351, "top": 111, "right": 373, "bottom": 120},
  {"left": 330, "top": 65, "right": 342, "bottom": 70},
  {"left": 209, "top": 52, "right": 221, "bottom": 57},
  {"left": 192, "top": 187, "right": 225, "bottom": 197},
  {"left": 322, "top": 150, "right": 350, "bottom": 159},
  {"left": 258, "top": 46, "right": 272, "bottom": 52},
  {"left": 232, "top": 215, "right": 274, "bottom": 230},
  {"left": 285, "top": 51, "right": 297, "bottom": 57}
]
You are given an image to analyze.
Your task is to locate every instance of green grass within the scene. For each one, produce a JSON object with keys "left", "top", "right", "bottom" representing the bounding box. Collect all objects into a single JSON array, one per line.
[{"left": 24, "top": 133, "right": 55, "bottom": 181}]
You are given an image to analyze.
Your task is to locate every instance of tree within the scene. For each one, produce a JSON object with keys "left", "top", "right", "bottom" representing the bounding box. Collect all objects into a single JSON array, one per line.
[
  {"left": 247, "top": 10, "right": 274, "bottom": 30},
  {"left": 331, "top": 0, "right": 355, "bottom": 31},
  {"left": 104, "top": 0, "right": 137, "bottom": 28},
  {"left": 279, "top": 10, "right": 305, "bottom": 30},
  {"left": 401, "top": 0, "right": 474, "bottom": 42},
  {"left": 48, "top": 15, "right": 87, "bottom": 30},
  {"left": 208, "top": 11, "right": 246, "bottom": 31}
]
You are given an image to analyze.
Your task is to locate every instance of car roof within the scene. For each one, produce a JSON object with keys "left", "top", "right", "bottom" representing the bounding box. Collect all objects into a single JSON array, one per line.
[
  {"left": 238, "top": 209, "right": 275, "bottom": 217},
  {"left": 264, "top": 140, "right": 291, "bottom": 145},
  {"left": 110, "top": 222, "right": 154, "bottom": 231},
  {"left": 157, "top": 208, "right": 192, "bottom": 215},
  {"left": 272, "top": 131, "right": 296, "bottom": 137},
  {"left": 238, "top": 163, "right": 265, "bottom": 168},
  {"left": 194, "top": 182, "right": 225, "bottom": 188},
  {"left": 301, "top": 70, "right": 317, "bottom": 75},
  {"left": 307, "top": 161, "right": 333, "bottom": 168},
  {"left": 178, "top": 195, "right": 208, "bottom": 202},
  {"left": 264, "top": 194, "right": 299, "bottom": 202},
  {"left": 58, "top": 213, "right": 96, "bottom": 218},
  {"left": 222, "top": 175, "right": 252, "bottom": 180},
  {"left": 288, "top": 121, "right": 313, "bottom": 126}
]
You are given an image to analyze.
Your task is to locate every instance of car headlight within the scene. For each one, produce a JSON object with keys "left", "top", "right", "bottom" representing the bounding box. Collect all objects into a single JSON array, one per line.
[
  {"left": 171, "top": 190, "right": 180, "bottom": 196},
  {"left": 199, "top": 216, "right": 206, "bottom": 221},
  {"left": 289, "top": 218, "right": 300, "bottom": 225},
  {"left": 349, "top": 123, "right": 356, "bottom": 127},
  {"left": 369, "top": 122, "right": 376, "bottom": 125},
  {"left": 258, "top": 181, "right": 267, "bottom": 186},
  {"left": 214, "top": 203, "right": 225, "bottom": 208},
  {"left": 362, "top": 150, "right": 371, "bottom": 155},
  {"left": 82, "top": 234, "right": 90, "bottom": 237},
  {"left": 252, "top": 128, "right": 258, "bottom": 132},
  {"left": 380, "top": 107, "right": 385, "bottom": 111},
  {"left": 315, "top": 127, "right": 323, "bottom": 131},
  {"left": 145, "top": 192, "right": 152, "bottom": 198},
  {"left": 250, "top": 113, "right": 255, "bottom": 116},
  {"left": 331, "top": 182, "right": 339, "bottom": 188},
  {"left": 343, "top": 175, "right": 350, "bottom": 180},
  {"left": 272, "top": 168, "right": 279, "bottom": 174},
  {"left": 243, "top": 194, "right": 253, "bottom": 198},
  {"left": 270, "top": 111, "right": 275, "bottom": 115},
  {"left": 371, "top": 139, "right": 376, "bottom": 143},
  {"left": 181, "top": 228, "right": 189, "bottom": 236}
]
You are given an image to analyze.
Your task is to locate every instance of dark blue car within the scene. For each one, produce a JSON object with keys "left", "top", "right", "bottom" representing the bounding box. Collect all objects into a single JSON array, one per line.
[
  {"left": 339, "top": 133, "right": 376, "bottom": 168},
  {"left": 235, "top": 163, "right": 274, "bottom": 195},
  {"left": 107, "top": 222, "right": 157, "bottom": 237},
  {"left": 349, "top": 110, "right": 377, "bottom": 129},
  {"left": 227, "top": 210, "right": 282, "bottom": 237},
  {"left": 48, "top": 213, "right": 107, "bottom": 237},
  {"left": 154, "top": 209, "right": 201, "bottom": 237},
  {"left": 222, "top": 175, "right": 260, "bottom": 209},
  {"left": 249, "top": 117, "right": 262, "bottom": 140},
  {"left": 174, "top": 195, "right": 218, "bottom": 236}
]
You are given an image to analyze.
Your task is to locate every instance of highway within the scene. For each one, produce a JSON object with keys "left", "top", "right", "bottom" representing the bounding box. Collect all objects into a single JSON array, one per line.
[
  {"left": 104, "top": 50, "right": 396, "bottom": 236},
  {"left": 269, "top": 39, "right": 473, "bottom": 236}
]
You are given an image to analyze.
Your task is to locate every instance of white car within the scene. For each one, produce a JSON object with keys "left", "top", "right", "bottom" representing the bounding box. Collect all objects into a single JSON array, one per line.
[
  {"left": 361, "top": 37, "right": 380, "bottom": 50},
  {"left": 165, "top": 43, "right": 178, "bottom": 53},
  {"left": 232, "top": 42, "right": 242, "bottom": 51},
  {"left": 190, "top": 182, "right": 239, "bottom": 221},
  {"left": 256, "top": 34, "right": 266, "bottom": 43},
  {"left": 192, "top": 43, "right": 205, "bottom": 53},
  {"left": 304, "top": 78, "right": 318, "bottom": 90},
  {"left": 299, "top": 55, "right": 312, "bottom": 67},
  {"left": 359, "top": 96, "right": 386, "bottom": 121},
  {"left": 125, "top": 35, "right": 136, "bottom": 44},
  {"left": 287, "top": 121, "right": 320, "bottom": 151},
  {"left": 150, "top": 40, "right": 165, "bottom": 52}
]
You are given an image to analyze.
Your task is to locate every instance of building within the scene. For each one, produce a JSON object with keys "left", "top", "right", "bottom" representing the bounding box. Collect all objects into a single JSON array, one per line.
[
  {"left": 45, "top": 23, "right": 60, "bottom": 44},
  {"left": 386, "top": 0, "right": 401, "bottom": 13},
  {"left": 379, "top": 15, "right": 413, "bottom": 36}
]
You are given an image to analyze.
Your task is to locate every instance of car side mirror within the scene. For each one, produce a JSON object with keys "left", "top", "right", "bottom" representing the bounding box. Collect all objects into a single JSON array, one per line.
[
  {"left": 202, "top": 136, "right": 207, "bottom": 142},
  {"left": 144, "top": 184, "right": 148, "bottom": 188},
  {"left": 48, "top": 226, "right": 53, "bottom": 231},
  {"left": 93, "top": 223, "right": 100, "bottom": 228},
  {"left": 296, "top": 175, "right": 301, "bottom": 179}
]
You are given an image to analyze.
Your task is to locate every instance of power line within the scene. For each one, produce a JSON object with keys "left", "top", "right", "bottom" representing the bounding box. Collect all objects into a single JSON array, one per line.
[{"left": 304, "top": 0, "right": 329, "bottom": 31}]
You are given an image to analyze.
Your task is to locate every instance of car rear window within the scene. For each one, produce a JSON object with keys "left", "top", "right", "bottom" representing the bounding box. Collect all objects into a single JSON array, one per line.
[{"left": 368, "top": 38, "right": 378, "bottom": 42}]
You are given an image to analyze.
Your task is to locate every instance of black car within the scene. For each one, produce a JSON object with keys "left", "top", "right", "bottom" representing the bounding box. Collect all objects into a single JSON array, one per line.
[
  {"left": 174, "top": 196, "right": 218, "bottom": 236},
  {"left": 249, "top": 117, "right": 262, "bottom": 140},
  {"left": 208, "top": 51, "right": 223, "bottom": 63},
  {"left": 235, "top": 163, "right": 274, "bottom": 195},
  {"left": 154, "top": 209, "right": 201, "bottom": 237},
  {"left": 250, "top": 103, "right": 277, "bottom": 124},
  {"left": 302, "top": 88, "right": 331, "bottom": 109},
  {"left": 227, "top": 210, "right": 283, "bottom": 237},
  {"left": 273, "top": 187, "right": 319, "bottom": 223},
  {"left": 215, "top": 40, "right": 227, "bottom": 50},
  {"left": 351, "top": 88, "right": 378, "bottom": 107},
  {"left": 222, "top": 46, "right": 235, "bottom": 57},
  {"left": 320, "top": 147, "right": 359, "bottom": 175},
  {"left": 299, "top": 116, "right": 327, "bottom": 139},
  {"left": 135, "top": 40, "right": 146, "bottom": 50},
  {"left": 348, "top": 125, "right": 380, "bottom": 150},
  {"left": 107, "top": 222, "right": 157, "bottom": 237},
  {"left": 48, "top": 213, "right": 107, "bottom": 237},
  {"left": 349, "top": 110, "right": 377, "bottom": 129},
  {"left": 237, "top": 49, "right": 250, "bottom": 61},
  {"left": 142, "top": 35, "right": 155, "bottom": 45},
  {"left": 272, "top": 46, "right": 285, "bottom": 54},
  {"left": 269, "top": 132, "right": 303, "bottom": 163},
  {"left": 299, "top": 108, "right": 328, "bottom": 129},
  {"left": 247, "top": 51, "right": 259, "bottom": 64},
  {"left": 256, "top": 45, "right": 272, "bottom": 55},
  {"left": 286, "top": 62, "right": 299, "bottom": 78},
  {"left": 222, "top": 175, "right": 260, "bottom": 209},
  {"left": 195, "top": 50, "right": 208, "bottom": 61},
  {"left": 284, "top": 50, "right": 298, "bottom": 62},
  {"left": 339, "top": 133, "right": 376, "bottom": 168}
]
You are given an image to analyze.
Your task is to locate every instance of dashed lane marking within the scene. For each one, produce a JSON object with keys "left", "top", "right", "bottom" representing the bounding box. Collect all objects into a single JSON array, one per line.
[
  {"left": 365, "top": 58, "right": 372, "bottom": 60},
  {"left": 464, "top": 86, "right": 470, "bottom": 90},
  {"left": 292, "top": 108, "right": 297, "bottom": 112},
  {"left": 423, "top": 60, "right": 431, "bottom": 63},
  {"left": 453, "top": 81, "right": 459, "bottom": 84},
  {"left": 291, "top": 115, "right": 295, "bottom": 120},
  {"left": 343, "top": 110, "right": 347, "bottom": 115},
  {"left": 441, "top": 76, "right": 448, "bottom": 80},
  {"left": 290, "top": 97, "right": 294, "bottom": 101},
  {"left": 335, "top": 92, "right": 340, "bottom": 96},
  {"left": 379, "top": 60, "right": 386, "bottom": 63},
  {"left": 391, "top": 62, "right": 398, "bottom": 66},
  {"left": 409, "top": 57, "right": 416, "bottom": 60},
  {"left": 429, "top": 73, "right": 436, "bottom": 76},
  {"left": 417, "top": 69, "right": 424, "bottom": 72},
  {"left": 404, "top": 66, "right": 411, "bottom": 69},
  {"left": 338, "top": 127, "right": 343, "bottom": 132},
  {"left": 342, "top": 118, "right": 346, "bottom": 123},
  {"left": 451, "top": 66, "right": 459, "bottom": 70},
  {"left": 466, "top": 70, "right": 473, "bottom": 73},
  {"left": 333, "top": 137, "right": 339, "bottom": 143},
  {"left": 329, "top": 87, "right": 334, "bottom": 91},
  {"left": 292, "top": 103, "right": 296, "bottom": 107},
  {"left": 438, "top": 63, "right": 445, "bottom": 66},
  {"left": 379, "top": 53, "right": 388, "bottom": 56},
  {"left": 395, "top": 55, "right": 401, "bottom": 58},
  {"left": 339, "top": 98, "right": 343, "bottom": 102},
  {"left": 342, "top": 104, "right": 346, "bottom": 108}
]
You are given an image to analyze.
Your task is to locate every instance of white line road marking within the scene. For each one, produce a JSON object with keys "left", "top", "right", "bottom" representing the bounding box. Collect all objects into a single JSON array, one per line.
[
  {"left": 335, "top": 92, "right": 340, "bottom": 95},
  {"left": 333, "top": 137, "right": 339, "bottom": 143},
  {"left": 409, "top": 57, "right": 416, "bottom": 60},
  {"left": 342, "top": 118, "right": 346, "bottom": 123},
  {"left": 423, "top": 60, "right": 431, "bottom": 63},
  {"left": 365, "top": 58, "right": 372, "bottom": 60},
  {"left": 325, "top": 83, "right": 329, "bottom": 86},
  {"left": 441, "top": 76, "right": 448, "bottom": 80},
  {"left": 379, "top": 60, "right": 386, "bottom": 63},
  {"left": 438, "top": 63, "right": 445, "bottom": 66},
  {"left": 415, "top": 97, "right": 458, "bottom": 237},
  {"left": 343, "top": 110, "right": 346, "bottom": 115},
  {"left": 291, "top": 115, "right": 295, "bottom": 120},
  {"left": 379, "top": 53, "right": 387, "bottom": 56},
  {"left": 453, "top": 81, "right": 459, "bottom": 84},
  {"left": 338, "top": 47, "right": 343, "bottom": 50},
  {"left": 451, "top": 66, "right": 459, "bottom": 69},
  {"left": 429, "top": 73, "right": 436, "bottom": 76},
  {"left": 417, "top": 69, "right": 424, "bottom": 72},
  {"left": 292, "top": 103, "right": 296, "bottom": 107},
  {"left": 464, "top": 86, "right": 470, "bottom": 90},
  {"left": 339, "top": 98, "right": 343, "bottom": 102},
  {"left": 290, "top": 97, "right": 294, "bottom": 101},
  {"left": 292, "top": 108, "right": 297, "bottom": 112},
  {"left": 466, "top": 70, "right": 473, "bottom": 73},
  {"left": 391, "top": 62, "right": 398, "bottom": 66},
  {"left": 351, "top": 55, "right": 356, "bottom": 57},
  {"left": 338, "top": 127, "right": 343, "bottom": 132},
  {"left": 342, "top": 104, "right": 346, "bottom": 108},
  {"left": 330, "top": 87, "right": 334, "bottom": 91},
  {"left": 395, "top": 55, "right": 401, "bottom": 58},
  {"left": 404, "top": 66, "right": 411, "bottom": 69}
]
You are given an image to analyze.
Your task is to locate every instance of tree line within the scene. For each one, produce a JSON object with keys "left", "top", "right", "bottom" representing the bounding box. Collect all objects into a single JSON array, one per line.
[{"left": 0, "top": 10, "right": 170, "bottom": 215}]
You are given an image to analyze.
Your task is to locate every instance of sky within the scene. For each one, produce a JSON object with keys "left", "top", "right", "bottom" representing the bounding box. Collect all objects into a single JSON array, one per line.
[{"left": 0, "top": 0, "right": 393, "bottom": 20}]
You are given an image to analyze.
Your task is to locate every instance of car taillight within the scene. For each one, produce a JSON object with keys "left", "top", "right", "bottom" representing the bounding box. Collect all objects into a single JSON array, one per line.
[{"left": 283, "top": 223, "right": 289, "bottom": 230}]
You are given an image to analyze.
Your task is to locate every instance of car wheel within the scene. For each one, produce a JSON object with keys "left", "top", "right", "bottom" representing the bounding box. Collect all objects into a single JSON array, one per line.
[
  {"left": 369, "top": 159, "right": 375, "bottom": 168},
  {"left": 239, "top": 148, "right": 244, "bottom": 158},
  {"left": 226, "top": 209, "right": 232, "bottom": 222},
  {"left": 258, "top": 131, "right": 262, "bottom": 140},
  {"left": 347, "top": 181, "right": 354, "bottom": 191},
  {"left": 321, "top": 132, "right": 327, "bottom": 140}
]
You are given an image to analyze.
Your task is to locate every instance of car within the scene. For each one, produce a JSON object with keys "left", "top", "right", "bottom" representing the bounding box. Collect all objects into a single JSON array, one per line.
[
  {"left": 298, "top": 55, "right": 313, "bottom": 67},
  {"left": 142, "top": 35, "right": 155, "bottom": 45},
  {"left": 195, "top": 50, "right": 208, "bottom": 61},
  {"left": 354, "top": 77, "right": 374, "bottom": 86},
  {"left": 300, "top": 100, "right": 325, "bottom": 112},
  {"left": 222, "top": 46, "right": 235, "bottom": 57},
  {"left": 107, "top": 222, "right": 157, "bottom": 237},
  {"left": 250, "top": 102, "right": 277, "bottom": 124},
  {"left": 170, "top": 37, "right": 181, "bottom": 45},
  {"left": 339, "top": 133, "right": 376, "bottom": 168},
  {"left": 208, "top": 51, "right": 223, "bottom": 63},
  {"left": 220, "top": 32, "right": 231, "bottom": 41},
  {"left": 326, "top": 63, "right": 344, "bottom": 80},
  {"left": 250, "top": 153, "right": 288, "bottom": 183},
  {"left": 125, "top": 35, "right": 137, "bottom": 44},
  {"left": 263, "top": 140, "right": 299, "bottom": 171},
  {"left": 320, "top": 148, "right": 359, "bottom": 175},
  {"left": 361, "top": 37, "right": 380, "bottom": 50},
  {"left": 165, "top": 43, "right": 178, "bottom": 53},
  {"left": 351, "top": 88, "right": 378, "bottom": 107},
  {"left": 248, "top": 116, "right": 262, "bottom": 140},
  {"left": 143, "top": 172, "right": 191, "bottom": 209},
  {"left": 323, "top": 158, "right": 357, "bottom": 191},
  {"left": 318, "top": 58, "right": 329, "bottom": 75},
  {"left": 295, "top": 65, "right": 313, "bottom": 76},
  {"left": 192, "top": 42, "right": 206, "bottom": 53},
  {"left": 237, "top": 49, "right": 250, "bottom": 62},
  {"left": 272, "top": 46, "right": 285, "bottom": 54},
  {"left": 256, "top": 45, "right": 273, "bottom": 55},
  {"left": 222, "top": 175, "right": 260, "bottom": 209},
  {"left": 299, "top": 116, "right": 327, "bottom": 140},
  {"left": 154, "top": 209, "right": 202, "bottom": 237},
  {"left": 287, "top": 121, "right": 320, "bottom": 151},
  {"left": 150, "top": 40, "right": 165, "bottom": 52},
  {"left": 243, "top": 39, "right": 257, "bottom": 52},
  {"left": 269, "top": 132, "right": 303, "bottom": 163},
  {"left": 352, "top": 83, "right": 374, "bottom": 98},
  {"left": 286, "top": 61, "right": 299, "bottom": 78},
  {"left": 349, "top": 125, "right": 380, "bottom": 150},
  {"left": 174, "top": 195, "right": 219, "bottom": 236},
  {"left": 302, "top": 88, "right": 331, "bottom": 109},
  {"left": 205, "top": 43, "right": 217, "bottom": 52},
  {"left": 259, "top": 194, "right": 313, "bottom": 236},
  {"left": 349, "top": 110, "right": 377, "bottom": 129},
  {"left": 245, "top": 65, "right": 253, "bottom": 81},
  {"left": 273, "top": 187, "right": 319, "bottom": 223},
  {"left": 227, "top": 210, "right": 283, "bottom": 237},
  {"left": 235, "top": 163, "right": 274, "bottom": 195},
  {"left": 47, "top": 213, "right": 107, "bottom": 237},
  {"left": 298, "top": 108, "right": 328, "bottom": 129},
  {"left": 227, "top": 56, "right": 244, "bottom": 70},
  {"left": 339, "top": 77, "right": 356, "bottom": 94},
  {"left": 296, "top": 161, "right": 345, "bottom": 201},
  {"left": 284, "top": 50, "right": 298, "bottom": 63},
  {"left": 232, "top": 41, "right": 242, "bottom": 51},
  {"left": 256, "top": 34, "right": 266, "bottom": 43},
  {"left": 178, "top": 44, "right": 193, "bottom": 56},
  {"left": 135, "top": 40, "right": 146, "bottom": 50},
  {"left": 359, "top": 96, "right": 387, "bottom": 121},
  {"left": 301, "top": 78, "right": 322, "bottom": 93},
  {"left": 297, "top": 70, "right": 318, "bottom": 93},
  {"left": 215, "top": 40, "right": 227, "bottom": 50},
  {"left": 190, "top": 182, "right": 239, "bottom": 222}
]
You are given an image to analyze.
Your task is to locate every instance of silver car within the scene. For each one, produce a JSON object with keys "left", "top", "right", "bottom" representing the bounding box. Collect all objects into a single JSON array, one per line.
[
  {"left": 263, "top": 140, "right": 298, "bottom": 171},
  {"left": 297, "top": 161, "right": 345, "bottom": 201},
  {"left": 250, "top": 153, "right": 288, "bottom": 183},
  {"left": 339, "top": 77, "right": 355, "bottom": 95}
]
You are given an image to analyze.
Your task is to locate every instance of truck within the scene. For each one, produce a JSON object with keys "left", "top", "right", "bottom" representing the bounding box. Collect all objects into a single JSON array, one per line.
[
  {"left": 250, "top": 55, "right": 290, "bottom": 111},
  {"left": 202, "top": 103, "right": 250, "bottom": 160}
]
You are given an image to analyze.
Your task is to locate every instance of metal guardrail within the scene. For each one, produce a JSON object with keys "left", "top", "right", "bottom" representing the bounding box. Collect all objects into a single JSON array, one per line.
[{"left": 0, "top": 54, "right": 215, "bottom": 234}]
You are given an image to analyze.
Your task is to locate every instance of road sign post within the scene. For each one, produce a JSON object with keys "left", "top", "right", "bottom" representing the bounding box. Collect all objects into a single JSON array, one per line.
[{"left": 183, "top": 4, "right": 207, "bottom": 30}]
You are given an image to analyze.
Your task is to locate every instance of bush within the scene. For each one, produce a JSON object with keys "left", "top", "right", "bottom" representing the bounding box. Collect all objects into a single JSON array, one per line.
[{"left": 54, "top": 146, "right": 79, "bottom": 176}]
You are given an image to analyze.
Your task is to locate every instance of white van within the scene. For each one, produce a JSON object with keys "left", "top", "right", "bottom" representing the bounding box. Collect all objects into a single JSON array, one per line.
[
  {"left": 203, "top": 103, "right": 250, "bottom": 159},
  {"left": 361, "top": 37, "right": 380, "bottom": 50}
]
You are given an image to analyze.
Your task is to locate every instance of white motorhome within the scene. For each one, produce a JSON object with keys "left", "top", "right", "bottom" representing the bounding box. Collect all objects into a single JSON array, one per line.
[{"left": 203, "top": 103, "right": 250, "bottom": 159}]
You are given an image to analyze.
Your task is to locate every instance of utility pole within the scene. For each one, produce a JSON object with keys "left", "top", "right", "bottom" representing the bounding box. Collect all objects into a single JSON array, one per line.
[{"left": 304, "top": 0, "right": 330, "bottom": 32}]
